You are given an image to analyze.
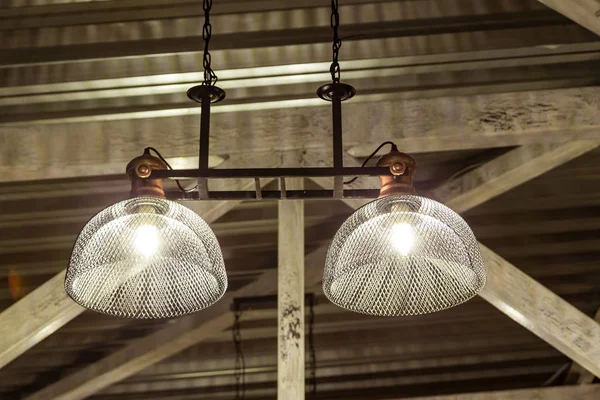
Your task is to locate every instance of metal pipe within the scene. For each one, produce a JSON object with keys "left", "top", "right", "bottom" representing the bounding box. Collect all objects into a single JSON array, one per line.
[
  {"left": 197, "top": 93, "right": 211, "bottom": 199},
  {"left": 166, "top": 189, "right": 381, "bottom": 200},
  {"left": 151, "top": 166, "right": 390, "bottom": 179},
  {"left": 332, "top": 94, "right": 344, "bottom": 198},
  {"left": 199, "top": 95, "right": 211, "bottom": 171}
]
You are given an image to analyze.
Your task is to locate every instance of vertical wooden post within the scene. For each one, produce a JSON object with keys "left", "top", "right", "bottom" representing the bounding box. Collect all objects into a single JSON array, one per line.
[{"left": 278, "top": 178, "right": 305, "bottom": 400}]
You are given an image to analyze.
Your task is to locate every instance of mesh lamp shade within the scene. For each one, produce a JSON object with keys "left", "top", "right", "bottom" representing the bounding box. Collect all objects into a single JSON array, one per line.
[
  {"left": 323, "top": 195, "right": 485, "bottom": 316},
  {"left": 66, "top": 197, "right": 227, "bottom": 319}
]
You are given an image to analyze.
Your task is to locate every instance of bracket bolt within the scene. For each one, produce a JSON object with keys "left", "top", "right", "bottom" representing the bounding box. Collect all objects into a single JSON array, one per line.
[
  {"left": 390, "top": 162, "right": 406, "bottom": 176},
  {"left": 137, "top": 164, "right": 151, "bottom": 178}
]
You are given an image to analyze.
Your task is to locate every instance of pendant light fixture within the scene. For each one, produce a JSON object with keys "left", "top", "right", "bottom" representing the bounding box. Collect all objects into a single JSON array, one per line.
[
  {"left": 320, "top": 1, "right": 485, "bottom": 316},
  {"left": 64, "top": 0, "right": 484, "bottom": 320},
  {"left": 66, "top": 149, "right": 227, "bottom": 319},
  {"left": 65, "top": 0, "right": 228, "bottom": 319},
  {"left": 323, "top": 147, "right": 486, "bottom": 316}
]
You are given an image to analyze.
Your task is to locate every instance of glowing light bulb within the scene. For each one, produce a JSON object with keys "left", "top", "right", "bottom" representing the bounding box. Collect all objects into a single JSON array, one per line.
[
  {"left": 390, "top": 223, "right": 415, "bottom": 255},
  {"left": 134, "top": 224, "right": 159, "bottom": 257}
]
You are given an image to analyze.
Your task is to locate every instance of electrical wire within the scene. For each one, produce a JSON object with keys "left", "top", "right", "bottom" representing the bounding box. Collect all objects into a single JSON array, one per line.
[
  {"left": 447, "top": 162, "right": 484, "bottom": 182},
  {"left": 343, "top": 141, "right": 397, "bottom": 185},
  {"left": 308, "top": 294, "right": 317, "bottom": 399},
  {"left": 542, "top": 362, "right": 570, "bottom": 386},
  {"left": 233, "top": 301, "right": 246, "bottom": 399},
  {"left": 145, "top": 147, "right": 195, "bottom": 193}
]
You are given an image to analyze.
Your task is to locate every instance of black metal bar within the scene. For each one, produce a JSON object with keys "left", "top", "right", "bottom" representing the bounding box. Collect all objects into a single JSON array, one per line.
[
  {"left": 332, "top": 95, "right": 344, "bottom": 198},
  {"left": 199, "top": 95, "right": 211, "bottom": 171},
  {"left": 197, "top": 93, "right": 211, "bottom": 199},
  {"left": 152, "top": 166, "right": 390, "bottom": 179},
  {"left": 165, "top": 188, "right": 381, "bottom": 201},
  {"left": 279, "top": 177, "right": 287, "bottom": 199},
  {"left": 254, "top": 177, "right": 262, "bottom": 200}
]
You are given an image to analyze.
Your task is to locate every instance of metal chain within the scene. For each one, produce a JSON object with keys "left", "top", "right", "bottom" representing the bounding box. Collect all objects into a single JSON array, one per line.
[
  {"left": 329, "top": 0, "right": 342, "bottom": 83},
  {"left": 233, "top": 304, "right": 245, "bottom": 399},
  {"left": 308, "top": 295, "right": 317, "bottom": 398},
  {"left": 202, "top": 0, "right": 218, "bottom": 86}
]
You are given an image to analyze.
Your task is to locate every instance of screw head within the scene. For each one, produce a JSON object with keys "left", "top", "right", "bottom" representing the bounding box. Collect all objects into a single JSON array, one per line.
[
  {"left": 390, "top": 162, "right": 406, "bottom": 176},
  {"left": 137, "top": 164, "right": 151, "bottom": 178}
]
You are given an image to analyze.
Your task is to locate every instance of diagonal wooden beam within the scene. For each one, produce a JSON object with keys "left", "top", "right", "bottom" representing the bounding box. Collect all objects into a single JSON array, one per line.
[
  {"left": 0, "top": 272, "right": 83, "bottom": 370},
  {"left": 537, "top": 0, "right": 600, "bottom": 36},
  {"left": 386, "top": 384, "right": 600, "bottom": 400},
  {"left": 478, "top": 245, "right": 600, "bottom": 378},
  {"left": 428, "top": 141, "right": 600, "bottom": 214},
  {"left": 24, "top": 141, "right": 599, "bottom": 398},
  {"left": 564, "top": 307, "right": 600, "bottom": 384}
]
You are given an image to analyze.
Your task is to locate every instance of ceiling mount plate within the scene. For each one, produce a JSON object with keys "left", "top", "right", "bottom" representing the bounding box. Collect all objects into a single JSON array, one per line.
[
  {"left": 187, "top": 85, "right": 226, "bottom": 104},
  {"left": 317, "top": 82, "right": 356, "bottom": 102}
]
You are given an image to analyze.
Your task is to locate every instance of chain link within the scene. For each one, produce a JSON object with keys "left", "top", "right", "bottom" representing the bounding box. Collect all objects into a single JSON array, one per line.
[
  {"left": 233, "top": 304, "right": 245, "bottom": 399},
  {"left": 329, "top": 0, "right": 342, "bottom": 83},
  {"left": 202, "top": 0, "right": 218, "bottom": 86},
  {"left": 308, "top": 294, "right": 317, "bottom": 398}
]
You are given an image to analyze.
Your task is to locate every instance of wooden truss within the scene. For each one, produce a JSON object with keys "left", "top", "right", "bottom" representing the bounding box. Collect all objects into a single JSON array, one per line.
[{"left": 1, "top": 0, "right": 600, "bottom": 399}]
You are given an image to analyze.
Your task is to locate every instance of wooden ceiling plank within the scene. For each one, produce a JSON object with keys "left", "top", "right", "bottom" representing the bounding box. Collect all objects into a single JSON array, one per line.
[
  {"left": 0, "top": 0, "right": 560, "bottom": 58},
  {"left": 0, "top": 0, "right": 390, "bottom": 29},
  {"left": 4, "top": 43, "right": 600, "bottom": 99},
  {"left": 4, "top": 29, "right": 597, "bottom": 90},
  {"left": 6, "top": 51, "right": 600, "bottom": 107},
  {"left": 537, "top": 0, "right": 600, "bottom": 36},
  {"left": 387, "top": 384, "right": 600, "bottom": 400}
]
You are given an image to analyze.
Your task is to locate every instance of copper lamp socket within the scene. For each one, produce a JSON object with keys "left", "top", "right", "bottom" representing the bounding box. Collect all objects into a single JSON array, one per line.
[
  {"left": 125, "top": 150, "right": 168, "bottom": 198},
  {"left": 376, "top": 145, "right": 416, "bottom": 197}
]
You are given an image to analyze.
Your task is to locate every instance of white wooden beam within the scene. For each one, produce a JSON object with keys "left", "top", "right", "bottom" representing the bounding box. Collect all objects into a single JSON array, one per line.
[
  {"left": 0, "top": 272, "right": 83, "bottom": 370},
  {"left": 479, "top": 244, "right": 600, "bottom": 378},
  {"left": 2, "top": 87, "right": 600, "bottom": 183},
  {"left": 564, "top": 307, "right": 600, "bottom": 384},
  {"left": 277, "top": 179, "right": 305, "bottom": 399},
  {"left": 387, "top": 384, "right": 600, "bottom": 400},
  {"left": 537, "top": 0, "right": 600, "bottom": 36},
  {"left": 429, "top": 141, "right": 600, "bottom": 214},
  {"left": 24, "top": 142, "right": 599, "bottom": 398},
  {"left": 24, "top": 292, "right": 241, "bottom": 400}
]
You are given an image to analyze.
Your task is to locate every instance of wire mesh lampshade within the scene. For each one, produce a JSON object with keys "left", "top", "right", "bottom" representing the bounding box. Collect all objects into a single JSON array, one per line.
[
  {"left": 324, "top": 194, "right": 485, "bottom": 316},
  {"left": 66, "top": 197, "right": 227, "bottom": 319}
]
